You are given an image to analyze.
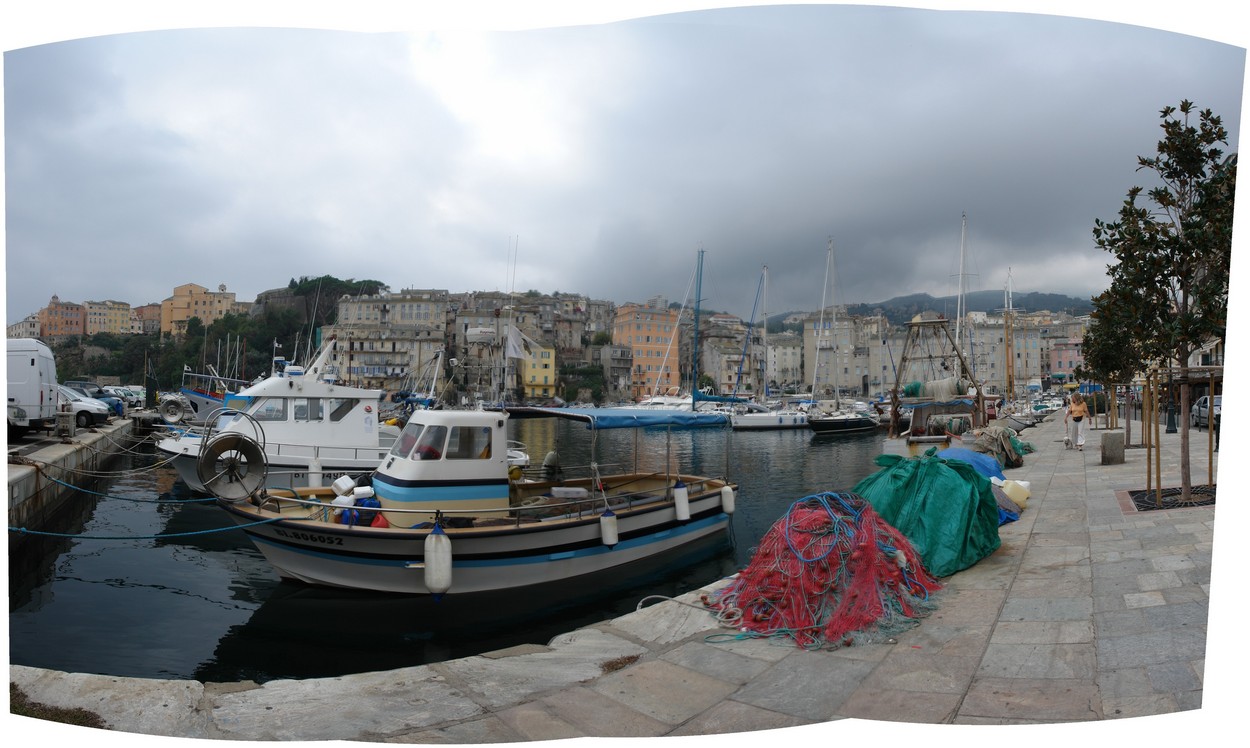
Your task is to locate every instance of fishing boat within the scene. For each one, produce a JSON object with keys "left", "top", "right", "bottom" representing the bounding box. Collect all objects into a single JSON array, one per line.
[
  {"left": 882, "top": 317, "right": 986, "bottom": 456},
  {"left": 160, "top": 365, "right": 252, "bottom": 426},
  {"left": 807, "top": 240, "right": 879, "bottom": 436},
  {"left": 155, "top": 337, "right": 402, "bottom": 493},
  {"left": 206, "top": 405, "right": 738, "bottom": 596}
]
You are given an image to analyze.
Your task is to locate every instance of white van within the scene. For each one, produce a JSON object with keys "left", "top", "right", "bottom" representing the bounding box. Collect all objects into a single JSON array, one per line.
[{"left": 8, "top": 338, "right": 59, "bottom": 436}]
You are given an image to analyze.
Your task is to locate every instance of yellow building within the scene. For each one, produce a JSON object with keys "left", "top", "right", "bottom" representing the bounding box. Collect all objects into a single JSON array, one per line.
[
  {"left": 520, "top": 339, "right": 558, "bottom": 402},
  {"left": 160, "top": 283, "right": 248, "bottom": 337},
  {"left": 83, "top": 299, "right": 132, "bottom": 336},
  {"left": 612, "top": 302, "right": 681, "bottom": 401}
]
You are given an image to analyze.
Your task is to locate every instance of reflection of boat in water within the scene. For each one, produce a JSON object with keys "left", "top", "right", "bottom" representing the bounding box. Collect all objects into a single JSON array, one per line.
[
  {"left": 156, "top": 337, "right": 400, "bottom": 494},
  {"left": 210, "top": 405, "right": 738, "bottom": 596},
  {"left": 195, "top": 533, "right": 735, "bottom": 683}
]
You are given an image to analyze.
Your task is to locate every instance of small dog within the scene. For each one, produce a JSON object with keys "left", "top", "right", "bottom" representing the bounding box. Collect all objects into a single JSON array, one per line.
[{"left": 1064, "top": 436, "right": 1072, "bottom": 449}]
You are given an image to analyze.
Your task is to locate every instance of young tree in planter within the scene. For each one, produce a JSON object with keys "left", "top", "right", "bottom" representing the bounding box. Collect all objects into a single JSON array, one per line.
[
  {"left": 1077, "top": 276, "right": 1149, "bottom": 446},
  {"left": 1091, "top": 100, "right": 1234, "bottom": 501}
]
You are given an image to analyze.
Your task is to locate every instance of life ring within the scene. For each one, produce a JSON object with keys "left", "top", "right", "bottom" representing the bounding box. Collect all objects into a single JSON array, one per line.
[{"left": 196, "top": 432, "right": 267, "bottom": 501}]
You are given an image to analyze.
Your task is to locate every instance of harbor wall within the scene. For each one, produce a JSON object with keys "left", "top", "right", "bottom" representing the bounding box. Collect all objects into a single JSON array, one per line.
[{"left": 7, "top": 418, "right": 137, "bottom": 536}]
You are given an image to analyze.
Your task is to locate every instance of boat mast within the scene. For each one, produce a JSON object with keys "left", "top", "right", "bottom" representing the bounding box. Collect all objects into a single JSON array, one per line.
[
  {"left": 955, "top": 212, "right": 968, "bottom": 349},
  {"left": 761, "top": 265, "right": 768, "bottom": 397},
  {"left": 1004, "top": 268, "right": 1015, "bottom": 402},
  {"left": 692, "top": 248, "right": 704, "bottom": 406},
  {"left": 812, "top": 239, "right": 834, "bottom": 406}
]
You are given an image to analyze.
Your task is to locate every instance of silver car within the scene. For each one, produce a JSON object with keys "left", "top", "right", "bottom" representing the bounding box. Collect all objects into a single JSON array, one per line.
[{"left": 1190, "top": 395, "right": 1221, "bottom": 428}]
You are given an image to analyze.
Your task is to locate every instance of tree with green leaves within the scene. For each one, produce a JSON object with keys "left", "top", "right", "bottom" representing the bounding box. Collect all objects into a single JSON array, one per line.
[
  {"left": 1077, "top": 277, "right": 1149, "bottom": 445},
  {"left": 1090, "top": 100, "right": 1235, "bottom": 501}
]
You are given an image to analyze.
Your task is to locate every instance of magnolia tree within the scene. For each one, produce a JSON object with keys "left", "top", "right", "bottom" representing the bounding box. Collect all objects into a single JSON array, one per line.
[{"left": 1087, "top": 100, "right": 1234, "bottom": 500}]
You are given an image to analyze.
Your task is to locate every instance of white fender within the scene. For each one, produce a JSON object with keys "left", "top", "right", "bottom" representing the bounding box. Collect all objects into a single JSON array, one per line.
[
  {"left": 424, "top": 524, "right": 453, "bottom": 596},
  {"left": 673, "top": 480, "right": 690, "bottom": 521},
  {"left": 720, "top": 485, "right": 736, "bottom": 514},
  {"left": 599, "top": 509, "right": 618, "bottom": 547}
]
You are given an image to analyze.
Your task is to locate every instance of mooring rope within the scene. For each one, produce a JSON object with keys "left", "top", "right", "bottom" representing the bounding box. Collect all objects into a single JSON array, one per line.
[
  {"left": 28, "top": 467, "right": 216, "bottom": 504},
  {"left": 8, "top": 515, "right": 283, "bottom": 541}
]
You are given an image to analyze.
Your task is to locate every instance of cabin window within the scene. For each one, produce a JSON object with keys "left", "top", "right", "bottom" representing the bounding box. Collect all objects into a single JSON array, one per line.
[
  {"left": 414, "top": 425, "right": 448, "bottom": 460},
  {"left": 392, "top": 421, "right": 423, "bottom": 457},
  {"left": 446, "top": 426, "right": 492, "bottom": 460},
  {"left": 252, "top": 398, "right": 287, "bottom": 422},
  {"left": 328, "top": 398, "right": 355, "bottom": 422},
  {"left": 293, "top": 398, "right": 322, "bottom": 422}
]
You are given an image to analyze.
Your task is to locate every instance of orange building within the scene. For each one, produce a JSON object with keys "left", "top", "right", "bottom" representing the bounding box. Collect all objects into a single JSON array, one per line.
[
  {"left": 612, "top": 302, "right": 682, "bottom": 400},
  {"left": 37, "top": 295, "right": 84, "bottom": 340}
]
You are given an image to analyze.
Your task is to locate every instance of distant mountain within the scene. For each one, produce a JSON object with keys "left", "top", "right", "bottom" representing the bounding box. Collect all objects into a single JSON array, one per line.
[{"left": 767, "top": 290, "right": 1093, "bottom": 329}]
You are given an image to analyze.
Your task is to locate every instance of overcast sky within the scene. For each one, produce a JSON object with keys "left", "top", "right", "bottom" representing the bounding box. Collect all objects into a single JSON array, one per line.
[{"left": 3, "top": 2, "right": 1245, "bottom": 325}]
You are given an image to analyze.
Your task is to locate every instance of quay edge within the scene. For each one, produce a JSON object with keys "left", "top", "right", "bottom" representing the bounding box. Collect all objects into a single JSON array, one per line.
[{"left": 7, "top": 414, "right": 150, "bottom": 538}]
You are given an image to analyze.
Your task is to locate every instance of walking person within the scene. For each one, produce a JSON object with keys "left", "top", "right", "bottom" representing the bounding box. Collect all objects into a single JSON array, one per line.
[{"left": 1065, "top": 391, "right": 1090, "bottom": 451}]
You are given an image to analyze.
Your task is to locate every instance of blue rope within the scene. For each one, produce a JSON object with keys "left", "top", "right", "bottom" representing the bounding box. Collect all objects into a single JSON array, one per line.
[
  {"left": 7, "top": 515, "right": 283, "bottom": 541},
  {"left": 37, "top": 471, "right": 215, "bottom": 504}
]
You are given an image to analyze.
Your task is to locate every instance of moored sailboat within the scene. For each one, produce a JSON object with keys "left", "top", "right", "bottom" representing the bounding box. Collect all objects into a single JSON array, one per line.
[{"left": 807, "top": 240, "right": 879, "bottom": 436}]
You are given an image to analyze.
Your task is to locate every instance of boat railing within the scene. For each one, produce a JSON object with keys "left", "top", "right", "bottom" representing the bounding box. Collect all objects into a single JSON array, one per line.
[{"left": 257, "top": 471, "right": 717, "bottom": 528}]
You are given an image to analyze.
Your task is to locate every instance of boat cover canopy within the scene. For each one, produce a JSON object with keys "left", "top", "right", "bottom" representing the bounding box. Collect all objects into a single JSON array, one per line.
[
  {"left": 504, "top": 406, "right": 727, "bottom": 430},
  {"left": 853, "top": 447, "right": 1002, "bottom": 577}
]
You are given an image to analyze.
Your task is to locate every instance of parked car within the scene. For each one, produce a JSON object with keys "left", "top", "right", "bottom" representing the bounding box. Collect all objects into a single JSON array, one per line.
[
  {"left": 1190, "top": 395, "right": 1221, "bottom": 428},
  {"left": 65, "top": 382, "right": 125, "bottom": 417},
  {"left": 104, "top": 386, "right": 143, "bottom": 408},
  {"left": 57, "top": 384, "right": 111, "bottom": 427}
]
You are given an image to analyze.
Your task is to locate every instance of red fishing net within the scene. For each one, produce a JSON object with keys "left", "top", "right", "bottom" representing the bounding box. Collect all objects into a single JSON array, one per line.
[{"left": 703, "top": 491, "right": 942, "bottom": 649}]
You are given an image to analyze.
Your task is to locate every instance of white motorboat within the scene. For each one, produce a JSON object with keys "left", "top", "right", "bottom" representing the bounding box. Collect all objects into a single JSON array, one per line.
[
  {"left": 730, "top": 402, "right": 810, "bottom": 430},
  {"left": 156, "top": 337, "right": 401, "bottom": 493},
  {"left": 208, "top": 406, "right": 738, "bottom": 596}
]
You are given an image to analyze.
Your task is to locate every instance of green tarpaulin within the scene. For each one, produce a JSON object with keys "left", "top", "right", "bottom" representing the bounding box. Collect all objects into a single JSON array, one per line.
[{"left": 852, "top": 448, "right": 1002, "bottom": 577}]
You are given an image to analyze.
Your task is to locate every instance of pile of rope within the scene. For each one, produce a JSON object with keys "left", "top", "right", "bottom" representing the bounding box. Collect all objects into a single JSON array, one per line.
[{"left": 703, "top": 491, "right": 942, "bottom": 650}]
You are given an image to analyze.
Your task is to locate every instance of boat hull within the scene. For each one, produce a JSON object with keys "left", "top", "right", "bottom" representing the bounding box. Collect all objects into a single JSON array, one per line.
[
  {"left": 218, "top": 487, "right": 733, "bottom": 595},
  {"left": 730, "top": 411, "right": 809, "bottom": 430},
  {"left": 807, "top": 416, "right": 878, "bottom": 435}
]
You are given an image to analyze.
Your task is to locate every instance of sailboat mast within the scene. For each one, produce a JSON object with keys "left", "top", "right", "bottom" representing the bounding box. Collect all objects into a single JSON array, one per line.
[
  {"left": 955, "top": 212, "right": 968, "bottom": 348},
  {"left": 1004, "top": 267, "right": 1015, "bottom": 401},
  {"left": 812, "top": 239, "right": 833, "bottom": 403},
  {"left": 762, "top": 265, "right": 768, "bottom": 397},
  {"left": 692, "top": 249, "right": 704, "bottom": 402}
]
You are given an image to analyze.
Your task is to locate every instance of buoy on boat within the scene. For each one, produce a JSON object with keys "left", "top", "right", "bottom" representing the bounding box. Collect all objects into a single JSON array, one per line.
[
  {"left": 721, "top": 485, "right": 736, "bottom": 514},
  {"left": 424, "top": 524, "right": 453, "bottom": 597},
  {"left": 673, "top": 480, "right": 690, "bottom": 521},
  {"left": 599, "top": 509, "right": 618, "bottom": 547}
]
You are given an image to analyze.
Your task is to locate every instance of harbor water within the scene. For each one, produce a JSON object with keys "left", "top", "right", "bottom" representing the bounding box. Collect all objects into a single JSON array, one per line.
[{"left": 8, "top": 419, "right": 886, "bottom": 682}]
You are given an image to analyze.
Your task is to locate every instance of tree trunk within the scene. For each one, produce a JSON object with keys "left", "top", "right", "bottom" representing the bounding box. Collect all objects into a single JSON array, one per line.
[{"left": 1179, "top": 365, "right": 1193, "bottom": 502}]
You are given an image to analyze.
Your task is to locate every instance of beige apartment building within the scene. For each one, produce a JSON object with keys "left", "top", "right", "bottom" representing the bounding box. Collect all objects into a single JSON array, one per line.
[
  {"left": 160, "top": 283, "right": 249, "bottom": 337},
  {"left": 83, "top": 299, "right": 132, "bottom": 336}
]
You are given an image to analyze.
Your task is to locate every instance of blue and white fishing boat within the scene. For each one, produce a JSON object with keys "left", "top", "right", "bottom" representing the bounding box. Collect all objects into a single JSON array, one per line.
[{"left": 208, "top": 405, "right": 737, "bottom": 595}]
